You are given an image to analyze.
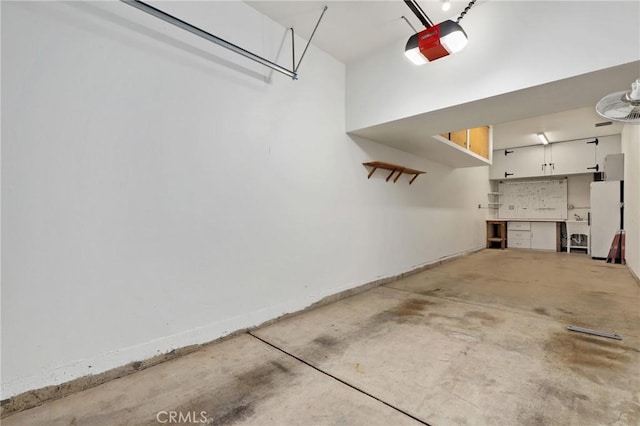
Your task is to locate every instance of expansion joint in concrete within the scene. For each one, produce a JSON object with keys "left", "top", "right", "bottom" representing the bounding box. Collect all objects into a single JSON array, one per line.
[{"left": 247, "top": 332, "right": 431, "bottom": 426}]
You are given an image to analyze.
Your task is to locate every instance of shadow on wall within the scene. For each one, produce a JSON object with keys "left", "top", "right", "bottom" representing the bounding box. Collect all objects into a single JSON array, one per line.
[
  {"left": 22, "top": 1, "right": 275, "bottom": 84},
  {"left": 348, "top": 134, "right": 485, "bottom": 210}
]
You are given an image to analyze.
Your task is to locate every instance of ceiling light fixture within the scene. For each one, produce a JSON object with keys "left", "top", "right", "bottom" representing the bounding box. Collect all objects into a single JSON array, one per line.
[
  {"left": 442, "top": 0, "right": 451, "bottom": 12},
  {"left": 403, "top": 0, "right": 475, "bottom": 64},
  {"left": 537, "top": 133, "right": 550, "bottom": 145},
  {"left": 405, "top": 20, "right": 467, "bottom": 63}
]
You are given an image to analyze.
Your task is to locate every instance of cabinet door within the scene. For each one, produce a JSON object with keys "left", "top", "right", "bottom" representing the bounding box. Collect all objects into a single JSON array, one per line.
[
  {"left": 530, "top": 222, "right": 556, "bottom": 250},
  {"left": 440, "top": 130, "right": 468, "bottom": 148},
  {"left": 595, "top": 135, "right": 622, "bottom": 171},
  {"left": 550, "top": 140, "right": 595, "bottom": 175},
  {"left": 543, "top": 145, "right": 553, "bottom": 175},
  {"left": 469, "top": 126, "right": 490, "bottom": 160},
  {"left": 509, "top": 145, "right": 546, "bottom": 178},
  {"left": 490, "top": 149, "right": 508, "bottom": 180}
]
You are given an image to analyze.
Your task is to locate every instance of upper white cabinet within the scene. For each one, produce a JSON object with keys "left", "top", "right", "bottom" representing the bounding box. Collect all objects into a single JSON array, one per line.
[
  {"left": 489, "top": 149, "right": 509, "bottom": 179},
  {"left": 490, "top": 135, "right": 621, "bottom": 180},
  {"left": 549, "top": 139, "right": 595, "bottom": 175},
  {"left": 595, "top": 136, "right": 621, "bottom": 172},
  {"left": 510, "top": 145, "right": 547, "bottom": 178},
  {"left": 490, "top": 145, "right": 547, "bottom": 179}
]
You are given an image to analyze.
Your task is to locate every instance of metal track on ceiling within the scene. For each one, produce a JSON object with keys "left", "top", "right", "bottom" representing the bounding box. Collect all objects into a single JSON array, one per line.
[{"left": 121, "top": 0, "right": 327, "bottom": 80}]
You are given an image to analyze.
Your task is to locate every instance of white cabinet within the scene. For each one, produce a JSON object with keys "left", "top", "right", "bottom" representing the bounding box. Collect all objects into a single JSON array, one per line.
[
  {"left": 543, "top": 145, "right": 553, "bottom": 175},
  {"left": 550, "top": 139, "right": 595, "bottom": 175},
  {"left": 490, "top": 145, "right": 545, "bottom": 180},
  {"left": 507, "top": 221, "right": 532, "bottom": 248},
  {"left": 596, "top": 136, "right": 622, "bottom": 172},
  {"left": 530, "top": 222, "right": 557, "bottom": 250},
  {"left": 509, "top": 145, "right": 546, "bottom": 178},
  {"left": 490, "top": 136, "right": 621, "bottom": 180},
  {"left": 550, "top": 136, "right": 619, "bottom": 174},
  {"left": 508, "top": 231, "right": 531, "bottom": 248},
  {"left": 507, "top": 222, "right": 531, "bottom": 231},
  {"left": 507, "top": 221, "right": 556, "bottom": 251},
  {"left": 490, "top": 149, "right": 508, "bottom": 180},
  {"left": 552, "top": 136, "right": 621, "bottom": 175},
  {"left": 508, "top": 237, "right": 531, "bottom": 249}
]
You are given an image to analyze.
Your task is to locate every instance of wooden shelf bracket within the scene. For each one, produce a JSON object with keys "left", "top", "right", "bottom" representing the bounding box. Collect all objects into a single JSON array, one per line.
[{"left": 363, "top": 161, "right": 425, "bottom": 185}]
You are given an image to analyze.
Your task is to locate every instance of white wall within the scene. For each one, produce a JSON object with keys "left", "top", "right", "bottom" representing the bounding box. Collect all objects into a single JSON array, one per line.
[
  {"left": 621, "top": 125, "right": 640, "bottom": 278},
  {"left": 1, "top": 1, "right": 489, "bottom": 398},
  {"left": 346, "top": 1, "right": 640, "bottom": 131}
]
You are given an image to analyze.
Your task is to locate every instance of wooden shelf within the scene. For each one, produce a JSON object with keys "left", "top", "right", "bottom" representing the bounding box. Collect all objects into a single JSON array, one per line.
[
  {"left": 486, "top": 220, "right": 507, "bottom": 249},
  {"left": 363, "top": 161, "right": 425, "bottom": 185}
]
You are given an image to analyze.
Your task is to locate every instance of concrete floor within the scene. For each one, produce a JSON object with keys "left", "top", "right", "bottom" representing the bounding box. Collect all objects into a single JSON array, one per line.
[{"left": 4, "top": 250, "right": 640, "bottom": 425}]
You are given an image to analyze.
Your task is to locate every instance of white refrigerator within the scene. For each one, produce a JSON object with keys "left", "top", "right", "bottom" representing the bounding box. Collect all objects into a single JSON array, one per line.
[{"left": 590, "top": 181, "right": 622, "bottom": 259}]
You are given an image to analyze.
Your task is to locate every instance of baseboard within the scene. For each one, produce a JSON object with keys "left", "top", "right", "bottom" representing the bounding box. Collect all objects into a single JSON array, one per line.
[
  {"left": 252, "top": 246, "right": 484, "bottom": 330},
  {"left": 0, "top": 246, "right": 483, "bottom": 418}
]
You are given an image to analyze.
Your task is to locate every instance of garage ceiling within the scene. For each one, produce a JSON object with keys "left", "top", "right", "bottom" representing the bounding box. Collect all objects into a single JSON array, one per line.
[
  {"left": 491, "top": 106, "right": 623, "bottom": 150},
  {"left": 246, "top": 0, "right": 439, "bottom": 64},
  {"left": 248, "top": 1, "right": 638, "bottom": 152}
]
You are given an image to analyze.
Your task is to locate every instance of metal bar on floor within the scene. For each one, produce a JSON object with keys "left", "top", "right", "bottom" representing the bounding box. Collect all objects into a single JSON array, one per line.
[
  {"left": 121, "top": 0, "right": 298, "bottom": 80},
  {"left": 567, "top": 325, "right": 622, "bottom": 340}
]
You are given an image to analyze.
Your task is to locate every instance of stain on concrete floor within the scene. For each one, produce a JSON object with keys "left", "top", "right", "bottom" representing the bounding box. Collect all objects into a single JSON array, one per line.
[
  {"left": 533, "top": 307, "right": 550, "bottom": 316},
  {"left": 544, "top": 331, "right": 636, "bottom": 383},
  {"left": 210, "top": 361, "right": 296, "bottom": 424},
  {"left": 3, "top": 250, "right": 639, "bottom": 425}
]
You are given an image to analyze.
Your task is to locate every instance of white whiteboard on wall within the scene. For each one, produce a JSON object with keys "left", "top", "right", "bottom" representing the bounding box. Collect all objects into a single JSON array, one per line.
[{"left": 498, "top": 179, "right": 568, "bottom": 220}]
